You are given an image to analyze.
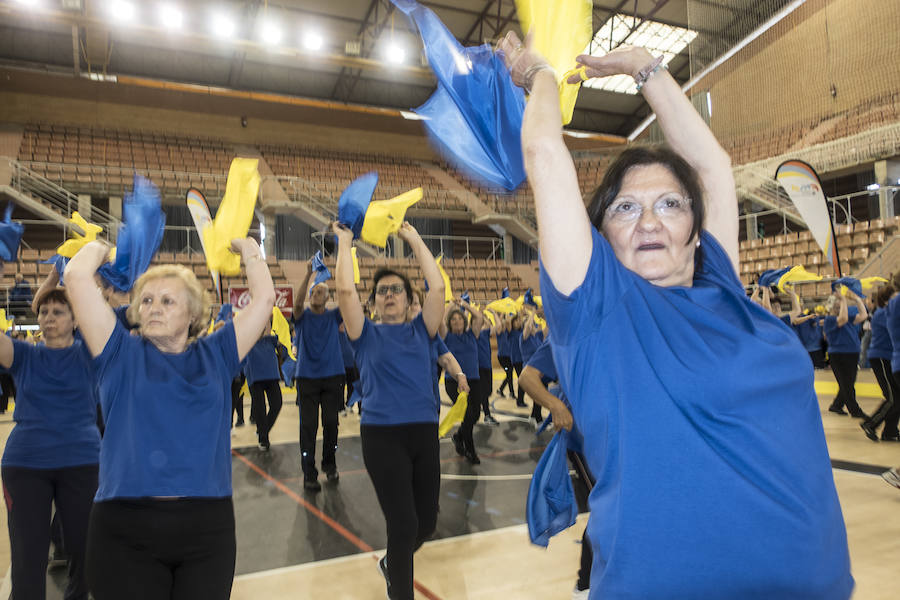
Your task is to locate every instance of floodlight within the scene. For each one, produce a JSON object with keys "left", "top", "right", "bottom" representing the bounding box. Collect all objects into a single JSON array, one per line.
[
  {"left": 107, "top": 1, "right": 137, "bottom": 24},
  {"left": 211, "top": 13, "right": 236, "bottom": 38},
  {"left": 385, "top": 43, "right": 405, "bottom": 65},
  {"left": 158, "top": 4, "right": 183, "bottom": 30},
  {"left": 303, "top": 31, "right": 324, "bottom": 51},
  {"left": 260, "top": 21, "right": 282, "bottom": 45}
]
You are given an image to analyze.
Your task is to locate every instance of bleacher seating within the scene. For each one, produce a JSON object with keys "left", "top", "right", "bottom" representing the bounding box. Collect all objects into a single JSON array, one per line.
[
  {"left": 258, "top": 144, "right": 467, "bottom": 212},
  {"left": 737, "top": 216, "right": 900, "bottom": 288}
]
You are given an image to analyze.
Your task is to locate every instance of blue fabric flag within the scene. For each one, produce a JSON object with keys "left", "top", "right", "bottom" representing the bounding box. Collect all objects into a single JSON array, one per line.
[
  {"left": 337, "top": 172, "right": 379, "bottom": 240},
  {"left": 0, "top": 203, "right": 24, "bottom": 262},
  {"left": 215, "top": 303, "right": 233, "bottom": 323},
  {"left": 460, "top": 291, "right": 471, "bottom": 304},
  {"left": 98, "top": 175, "right": 165, "bottom": 292},
  {"left": 527, "top": 428, "right": 578, "bottom": 547},
  {"left": 524, "top": 288, "right": 537, "bottom": 307},
  {"left": 391, "top": 0, "right": 526, "bottom": 191},
  {"left": 831, "top": 277, "right": 863, "bottom": 298},
  {"left": 311, "top": 250, "right": 332, "bottom": 289},
  {"left": 348, "top": 387, "right": 363, "bottom": 408},
  {"left": 41, "top": 255, "right": 69, "bottom": 285},
  {"left": 280, "top": 352, "right": 296, "bottom": 387},
  {"left": 757, "top": 267, "right": 790, "bottom": 289},
  {"left": 502, "top": 287, "right": 510, "bottom": 299}
]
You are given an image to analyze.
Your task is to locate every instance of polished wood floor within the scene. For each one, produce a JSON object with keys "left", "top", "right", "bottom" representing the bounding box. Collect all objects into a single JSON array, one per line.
[{"left": 1, "top": 368, "right": 898, "bottom": 599}]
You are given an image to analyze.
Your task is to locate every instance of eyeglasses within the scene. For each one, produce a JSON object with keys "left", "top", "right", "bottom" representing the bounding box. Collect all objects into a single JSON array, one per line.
[
  {"left": 605, "top": 195, "right": 692, "bottom": 224},
  {"left": 375, "top": 284, "right": 406, "bottom": 296}
]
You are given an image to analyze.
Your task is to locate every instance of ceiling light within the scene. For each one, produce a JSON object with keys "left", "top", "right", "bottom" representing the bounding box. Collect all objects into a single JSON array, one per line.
[
  {"left": 158, "top": 4, "right": 183, "bottom": 30},
  {"left": 107, "top": 1, "right": 136, "bottom": 24},
  {"left": 211, "top": 13, "right": 236, "bottom": 38},
  {"left": 303, "top": 31, "right": 324, "bottom": 51},
  {"left": 13, "top": 0, "right": 42, "bottom": 8},
  {"left": 385, "top": 43, "right": 405, "bottom": 65},
  {"left": 866, "top": 183, "right": 880, "bottom": 191},
  {"left": 260, "top": 21, "right": 282, "bottom": 45}
]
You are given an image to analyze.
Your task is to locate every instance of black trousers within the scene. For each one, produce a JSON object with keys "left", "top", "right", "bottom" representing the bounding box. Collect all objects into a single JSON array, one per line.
[
  {"left": 230, "top": 374, "right": 245, "bottom": 424},
  {"left": 343, "top": 366, "right": 360, "bottom": 408},
  {"left": 2, "top": 464, "right": 98, "bottom": 600},
  {"left": 445, "top": 378, "right": 481, "bottom": 455},
  {"left": 249, "top": 379, "right": 283, "bottom": 446},
  {"left": 829, "top": 352, "right": 865, "bottom": 416},
  {"left": 568, "top": 451, "right": 595, "bottom": 592},
  {"left": 497, "top": 356, "right": 514, "bottom": 396},
  {"left": 361, "top": 423, "right": 439, "bottom": 600},
  {"left": 478, "top": 367, "right": 493, "bottom": 417},
  {"left": 86, "top": 498, "right": 235, "bottom": 600},
  {"left": 808, "top": 349, "right": 826, "bottom": 369},
  {"left": 0, "top": 372, "right": 15, "bottom": 412},
  {"left": 296, "top": 374, "right": 344, "bottom": 479},
  {"left": 869, "top": 359, "right": 899, "bottom": 435}
]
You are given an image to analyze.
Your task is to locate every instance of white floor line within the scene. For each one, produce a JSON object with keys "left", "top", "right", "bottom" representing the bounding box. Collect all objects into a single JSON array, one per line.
[{"left": 440, "top": 473, "right": 534, "bottom": 481}]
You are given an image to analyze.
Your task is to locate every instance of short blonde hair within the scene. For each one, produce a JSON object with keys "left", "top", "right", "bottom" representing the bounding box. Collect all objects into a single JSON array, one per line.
[{"left": 127, "top": 265, "right": 211, "bottom": 339}]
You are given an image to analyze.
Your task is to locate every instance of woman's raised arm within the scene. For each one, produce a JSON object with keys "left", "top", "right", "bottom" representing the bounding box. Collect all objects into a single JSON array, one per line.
[{"left": 64, "top": 241, "right": 116, "bottom": 357}]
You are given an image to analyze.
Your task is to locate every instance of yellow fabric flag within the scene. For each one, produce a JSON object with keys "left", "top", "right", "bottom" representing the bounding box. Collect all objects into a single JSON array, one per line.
[
  {"left": 861, "top": 276, "right": 889, "bottom": 291},
  {"left": 486, "top": 297, "right": 518, "bottom": 315},
  {"left": 203, "top": 158, "right": 260, "bottom": 276},
  {"left": 435, "top": 255, "right": 454, "bottom": 302},
  {"left": 57, "top": 212, "right": 103, "bottom": 258},
  {"left": 438, "top": 391, "right": 468, "bottom": 437},
  {"left": 271, "top": 306, "right": 296, "bottom": 361},
  {"left": 484, "top": 310, "right": 496, "bottom": 327},
  {"left": 351, "top": 247, "right": 361, "bottom": 284},
  {"left": 534, "top": 315, "right": 546, "bottom": 330},
  {"left": 360, "top": 188, "right": 423, "bottom": 248},
  {"left": 776, "top": 265, "right": 822, "bottom": 293},
  {"left": 0, "top": 309, "right": 13, "bottom": 332},
  {"left": 515, "top": 0, "right": 593, "bottom": 125}
]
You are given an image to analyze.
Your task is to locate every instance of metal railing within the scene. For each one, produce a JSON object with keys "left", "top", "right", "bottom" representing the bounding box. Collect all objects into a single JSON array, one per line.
[
  {"left": 6, "top": 159, "right": 120, "bottom": 232},
  {"left": 309, "top": 232, "right": 504, "bottom": 260}
]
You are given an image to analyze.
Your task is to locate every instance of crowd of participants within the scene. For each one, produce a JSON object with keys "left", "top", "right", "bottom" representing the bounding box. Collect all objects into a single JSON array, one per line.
[{"left": 1, "top": 29, "right": 899, "bottom": 600}]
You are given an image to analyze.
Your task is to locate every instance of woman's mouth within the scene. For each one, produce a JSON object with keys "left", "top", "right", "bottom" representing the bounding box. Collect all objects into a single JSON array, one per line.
[{"left": 637, "top": 242, "right": 665, "bottom": 251}]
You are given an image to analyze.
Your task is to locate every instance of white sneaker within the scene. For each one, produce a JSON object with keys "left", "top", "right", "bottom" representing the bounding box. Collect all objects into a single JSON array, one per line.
[
  {"left": 572, "top": 587, "right": 589, "bottom": 599},
  {"left": 883, "top": 468, "right": 900, "bottom": 489}
]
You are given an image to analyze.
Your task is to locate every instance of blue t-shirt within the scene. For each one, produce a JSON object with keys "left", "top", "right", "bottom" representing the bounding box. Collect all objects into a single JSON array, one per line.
[
  {"left": 823, "top": 307, "right": 861, "bottom": 354},
  {"left": 526, "top": 339, "right": 558, "bottom": 385},
  {"left": 497, "top": 330, "right": 511, "bottom": 358},
  {"left": 3, "top": 339, "right": 100, "bottom": 469},
  {"left": 519, "top": 331, "right": 543, "bottom": 365},
  {"left": 442, "top": 330, "right": 480, "bottom": 380},
  {"left": 431, "top": 335, "right": 449, "bottom": 402},
  {"left": 293, "top": 308, "right": 344, "bottom": 379},
  {"left": 476, "top": 328, "right": 492, "bottom": 370},
  {"left": 243, "top": 335, "right": 281, "bottom": 384},
  {"left": 886, "top": 294, "right": 900, "bottom": 372},
  {"left": 92, "top": 320, "right": 241, "bottom": 500},
  {"left": 351, "top": 314, "right": 438, "bottom": 426},
  {"left": 339, "top": 330, "right": 355, "bottom": 368},
  {"left": 867, "top": 308, "right": 892, "bottom": 361},
  {"left": 541, "top": 228, "right": 852, "bottom": 598},
  {"left": 509, "top": 329, "right": 523, "bottom": 363},
  {"left": 794, "top": 317, "right": 823, "bottom": 353}
]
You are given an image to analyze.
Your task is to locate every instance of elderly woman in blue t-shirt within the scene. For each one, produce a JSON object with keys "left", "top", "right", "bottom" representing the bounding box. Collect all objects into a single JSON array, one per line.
[
  {"left": 64, "top": 238, "right": 275, "bottom": 600},
  {"left": 333, "top": 220, "right": 444, "bottom": 600},
  {"left": 499, "top": 32, "right": 853, "bottom": 598},
  {"left": 0, "top": 286, "right": 99, "bottom": 600},
  {"left": 439, "top": 299, "right": 484, "bottom": 463}
]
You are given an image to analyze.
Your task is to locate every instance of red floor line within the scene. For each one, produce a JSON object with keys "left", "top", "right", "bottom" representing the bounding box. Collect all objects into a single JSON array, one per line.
[{"left": 233, "top": 449, "right": 445, "bottom": 600}]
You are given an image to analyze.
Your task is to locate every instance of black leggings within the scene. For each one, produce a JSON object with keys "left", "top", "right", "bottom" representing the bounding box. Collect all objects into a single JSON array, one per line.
[
  {"left": 808, "top": 349, "right": 826, "bottom": 369},
  {"left": 249, "top": 379, "right": 283, "bottom": 446},
  {"left": 497, "top": 356, "right": 514, "bottom": 396},
  {"left": 478, "top": 367, "right": 493, "bottom": 417},
  {"left": 445, "top": 378, "right": 482, "bottom": 455},
  {"left": 829, "top": 352, "right": 864, "bottom": 416},
  {"left": 361, "top": 423, "right": 440, "bottom": 600},
  {"left": 2, "top": 464, "right": 98, "bottom": 600},
  {"left": 296, "top": 375, "right": 344, "bottom": 479},
  {"left": 230, "top": 374, "right": 245, "bottom": 424},
  {"left": 86, "top": 498, "right": 235, "bottom": 600}
]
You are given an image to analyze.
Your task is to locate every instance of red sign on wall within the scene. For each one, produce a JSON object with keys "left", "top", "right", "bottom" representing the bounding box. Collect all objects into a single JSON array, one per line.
[{"left": 229, "top": 286, "right": 293, "bottom": 317}]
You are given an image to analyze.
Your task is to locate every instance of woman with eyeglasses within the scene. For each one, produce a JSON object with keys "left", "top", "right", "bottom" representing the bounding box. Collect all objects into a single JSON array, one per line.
[
  {"left": 332, "top": 220, "right": 444, "bottom": 600},
  {"left": 499, "top": 33, "right": 852, "bottom": 597}
]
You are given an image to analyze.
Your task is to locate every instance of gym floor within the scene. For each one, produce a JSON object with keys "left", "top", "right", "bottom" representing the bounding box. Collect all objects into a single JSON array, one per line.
[{"left": 11, "top": 369, "right": 900, "bottom": 599}]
